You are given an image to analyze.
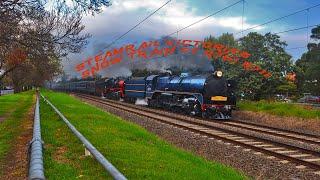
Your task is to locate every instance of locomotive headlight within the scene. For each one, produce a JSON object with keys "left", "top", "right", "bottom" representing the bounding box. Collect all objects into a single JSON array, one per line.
[
  {"left": 216, "top": 71, "right": 223, "bottom": 77},
  {"left": 225, "top": 105, "right": 232, "bottom": 110}
]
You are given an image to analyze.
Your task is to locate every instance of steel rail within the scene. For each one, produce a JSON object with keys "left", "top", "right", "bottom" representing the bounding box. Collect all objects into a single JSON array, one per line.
[
  {"left": 77, "top": 94, "right": 320, "bottom": 146},
  {"left": 128, "top": 98, "right": 320, "bottom": 144},
  {"left": 40, "top": 94, "right": 127, "bottom": 180},
  {"left": 219, "top": 121, "right": 320, "bottom": 146},
  {"left": 293, "top": 102, "right": 320, "bottom": 108},
  {"left": 75, "top": 94, "right": 320, "bottom": 170},
  {"left": 231, "top": 120, "right": 320, "bottom": 139},
  {"left": 76, "top": 94, "right": 320, "bottom": 154},
  {"left": 28, "top": 93, "right": 45, "bottom": 180}
]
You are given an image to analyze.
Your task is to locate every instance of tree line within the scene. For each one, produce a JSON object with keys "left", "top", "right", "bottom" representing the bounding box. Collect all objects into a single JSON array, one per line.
[
  {"left": 204, "top": 27, "right": 320, "bottom": 100},
  {"left": 0, "top": 0, "right": 110, "bottom": 91}
]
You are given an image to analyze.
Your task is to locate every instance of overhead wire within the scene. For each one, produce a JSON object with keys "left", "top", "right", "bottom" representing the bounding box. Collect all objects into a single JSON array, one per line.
[
  {"left": 166, "top": 0, "right": 243, "bottom": 37},
  {"left": 133, "top": 0, "right": 245, "bottom": 62},
  {"left": 83, "top": 0, "right": 245, "bottom": 71},
  {"left": 102, "top": 0, "right": 172, "bottom": 50},
  {"left": 241, "top": 0, "right": 245, "bottom": 37},
  {"left": 274, "top": 24, "right": 319, "bottom": 35},
  {"left": 233, "top": 3, "right": 319, "bottom": 52},
  {"left": 286, "top": 46, "right": 306, "bottom": 50},
  {"left": 97, "top": 1, "right": 320, "bottom": 60},
  {"left": 235, "top": 2, "right": 320, "bottom": 35},
  {"left": 306, "top": 9, "right": 310, "bottom": 44},
  {"left": 281, "top": 13, "right": 319, "bottom": 53}
]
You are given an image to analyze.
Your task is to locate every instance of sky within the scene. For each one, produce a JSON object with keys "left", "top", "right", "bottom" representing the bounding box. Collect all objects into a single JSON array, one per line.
[{"left": 63, "top": 0, "right": 320, "bottom": 78}]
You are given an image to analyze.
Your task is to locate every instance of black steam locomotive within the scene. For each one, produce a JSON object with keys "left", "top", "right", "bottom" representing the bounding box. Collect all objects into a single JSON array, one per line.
[
  {"left": 54, "top": 71, "right": 236, "bottom": 120},
  {"left": 125, "top": 71, "right": 236, "bottom": 119}
]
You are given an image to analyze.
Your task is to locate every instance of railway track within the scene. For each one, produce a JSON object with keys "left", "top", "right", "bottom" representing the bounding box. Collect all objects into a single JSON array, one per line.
[
  {"left": 76, "top": 93, "right": 320, "bottom": 146},
  {"left": 75, "top": 93, "right": 320, "bottom": 174},
  {"left": 224, "top": 120, "right": 320, "bottom": 146}
]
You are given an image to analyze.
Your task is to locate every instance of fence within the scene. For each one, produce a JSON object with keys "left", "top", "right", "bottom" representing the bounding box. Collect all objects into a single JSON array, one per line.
[
  {"left": 0, "top": 89, "right": 14, "bottom": 95},
  {"left": 28, "top": 93, "right": 45, "bottom": 180}
]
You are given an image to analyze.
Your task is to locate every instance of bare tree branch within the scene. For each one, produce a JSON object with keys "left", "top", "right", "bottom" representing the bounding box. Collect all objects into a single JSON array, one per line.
[{"left": 0, "top": 0, "right": 109, "bottom": 89}]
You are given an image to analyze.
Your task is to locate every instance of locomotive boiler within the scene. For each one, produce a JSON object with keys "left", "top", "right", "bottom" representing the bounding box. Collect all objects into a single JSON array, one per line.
[{"left": 124, "top": 71, "right": 236, "bottom": 119}]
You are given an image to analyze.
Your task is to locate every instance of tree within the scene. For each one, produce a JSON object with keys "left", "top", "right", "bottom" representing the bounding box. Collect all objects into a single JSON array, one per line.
[
  {"left": 204, "top": 32, "right": 294, "bottom": 100},
  {"left": 296, "top": 26, "right": 320, "bottom": 95},
  {"left": 205, "top": 33, "right": 238, "bottom": 72},
  {"left": 0, "top": 0, "right": 110, "bottom": 90},
  {"left": 131, "top": 68, "right": 161, "bottom": 77},
  {"left": 276, "top": 83, "right": 297, "bottom": 97},
  {"left": 239, "top": 32, "right": 294, "bottom": 100},
  {"left": 50, "top": 0, "right": 111, "bottom": 15}
]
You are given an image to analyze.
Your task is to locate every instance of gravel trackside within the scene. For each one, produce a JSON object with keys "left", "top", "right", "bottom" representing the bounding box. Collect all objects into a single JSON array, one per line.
[
  {"left": 79, "top": 97, "right": 320, "bottom": 180},
  {"left": 233, "top": 111, "right": 320, "bottom": 136}
]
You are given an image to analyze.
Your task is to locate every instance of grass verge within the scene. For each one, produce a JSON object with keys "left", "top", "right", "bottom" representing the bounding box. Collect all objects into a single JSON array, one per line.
[
  {"left": 40, "top": 89, "right": 246, "bottom": 179},
  {"left": 238, "top": 100, "right": 320, "bottom": 119},
  {"left": 0, "top": 91, "right": 34, "bottom": 176}
]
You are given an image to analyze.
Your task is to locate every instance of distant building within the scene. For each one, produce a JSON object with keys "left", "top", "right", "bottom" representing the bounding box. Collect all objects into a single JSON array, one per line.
[{"left": 0, "top": 86, "right": 14, "bottom": 96}]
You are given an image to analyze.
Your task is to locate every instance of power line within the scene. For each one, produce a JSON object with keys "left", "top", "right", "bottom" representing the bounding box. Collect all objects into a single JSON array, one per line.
[
  {"left": 99, "top": 1, "right": 318, "bottom": 57},
  {"left": 235, "top": 2, "right": 320, "bottom": 35},
  {"left": 166, "top": 0, "right": 243, "bottom": 37},
  {"left": 306, "top": 9, "right": 310, "bottom": 44},
  {"left": 275, "top": 24, "right": 319, "bottom": 35},
  {"left": 286, "top": 46, "right": 307, "bottom": 51},
  {"left": 145, "top": 1, "right": 244, "bottom": 61},
  {"left": 275, "top": 24, "right": 317, "bottom": 51},
  {"left": 241, "top": 0, "right": 245, "bottom": 37},
  {"left": 103, "top": 0, "right": 172, "bottom": 50}
]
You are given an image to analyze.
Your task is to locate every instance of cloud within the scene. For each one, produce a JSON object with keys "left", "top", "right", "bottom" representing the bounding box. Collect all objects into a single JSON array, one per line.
[
  {"left": 0, "top": 69, "right": 4, "bottom": 76},
  {"left": 64, "top": 0, "right": 265, "bottom": 78},
  {"left": 83, "top": 0, "right": 262, "bottom": 38}
]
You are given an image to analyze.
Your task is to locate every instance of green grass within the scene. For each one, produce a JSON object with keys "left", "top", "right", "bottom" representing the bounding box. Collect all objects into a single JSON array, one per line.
[
  {"left": 40, "top": 89, "right": 247, "bottom": 179},
  {"left": 238, "top": 100, "right": 320, "bottom": 119},
  {"left": 0, "top": 92, "right": 30, "bottom": 116},
  {"left": 0, "top": 91, "right": 34, "bottom": 175},
  {"left": 40, "top": 98, "right": 109, "bottom": 180}
]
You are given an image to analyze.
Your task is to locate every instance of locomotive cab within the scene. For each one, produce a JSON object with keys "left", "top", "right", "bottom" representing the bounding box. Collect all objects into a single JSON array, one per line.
[{"left": 202, "top": 71, "right": 236, "bottom": 119}]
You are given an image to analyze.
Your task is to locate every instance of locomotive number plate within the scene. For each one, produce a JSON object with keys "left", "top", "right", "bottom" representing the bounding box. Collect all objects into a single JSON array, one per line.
[{"left": 211, "top": 96, "right": 227, "bottom": 101}]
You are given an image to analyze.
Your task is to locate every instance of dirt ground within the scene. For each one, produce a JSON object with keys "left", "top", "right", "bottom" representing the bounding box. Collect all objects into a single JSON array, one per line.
[
  {"left": 0, "top": 116, "right": 5, "bottom": 123},
  {"left": 1, "top": 104, "right": 34, "bottom": 179},
  {"left": 233, "top": 110, "right": 320, "bottom": 136}
]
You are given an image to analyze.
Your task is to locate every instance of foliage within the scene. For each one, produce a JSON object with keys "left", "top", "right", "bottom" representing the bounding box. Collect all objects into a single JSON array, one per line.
[
  {"left": 131, "top": 68, "right": 161, "bottom": 77},
  {"left": 276, "top": 83, "right": 297, "bottom": 95},
  {"left": 0, "top": 0, "right": 110, "bottom": 91},
  {"left": 238, "top": 100, "right": 320, "bottom": 119},
  {"left": 50, "top": 0, "right": 111, "bottom": 15},
  {"left": 204, "top": 33, "right": 238, "bottom": 72},
  {"left": 205, "top": 32, "right": 294, "bottom": 100},
  {"left": 296, "top": 26, "right": 320, "bottom": 95}
]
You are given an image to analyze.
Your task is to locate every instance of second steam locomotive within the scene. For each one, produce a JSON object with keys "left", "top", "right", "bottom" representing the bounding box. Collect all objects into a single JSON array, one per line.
[{"left": 54, "top": 71, "right": 236, "bottom": 120}]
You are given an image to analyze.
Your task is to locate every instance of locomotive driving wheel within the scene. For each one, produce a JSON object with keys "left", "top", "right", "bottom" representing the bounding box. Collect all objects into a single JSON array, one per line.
[
  {"left": 189, "top": 101, "right": 201, "bottom": 116},
  {"left": 201, "top": 112, "right": 208, "bottom": 119}
]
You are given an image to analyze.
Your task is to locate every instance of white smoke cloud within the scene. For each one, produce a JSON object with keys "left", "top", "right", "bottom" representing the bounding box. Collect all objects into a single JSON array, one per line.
[{"left": 63, "top": 0, "right": 264, "bottom": 78}]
